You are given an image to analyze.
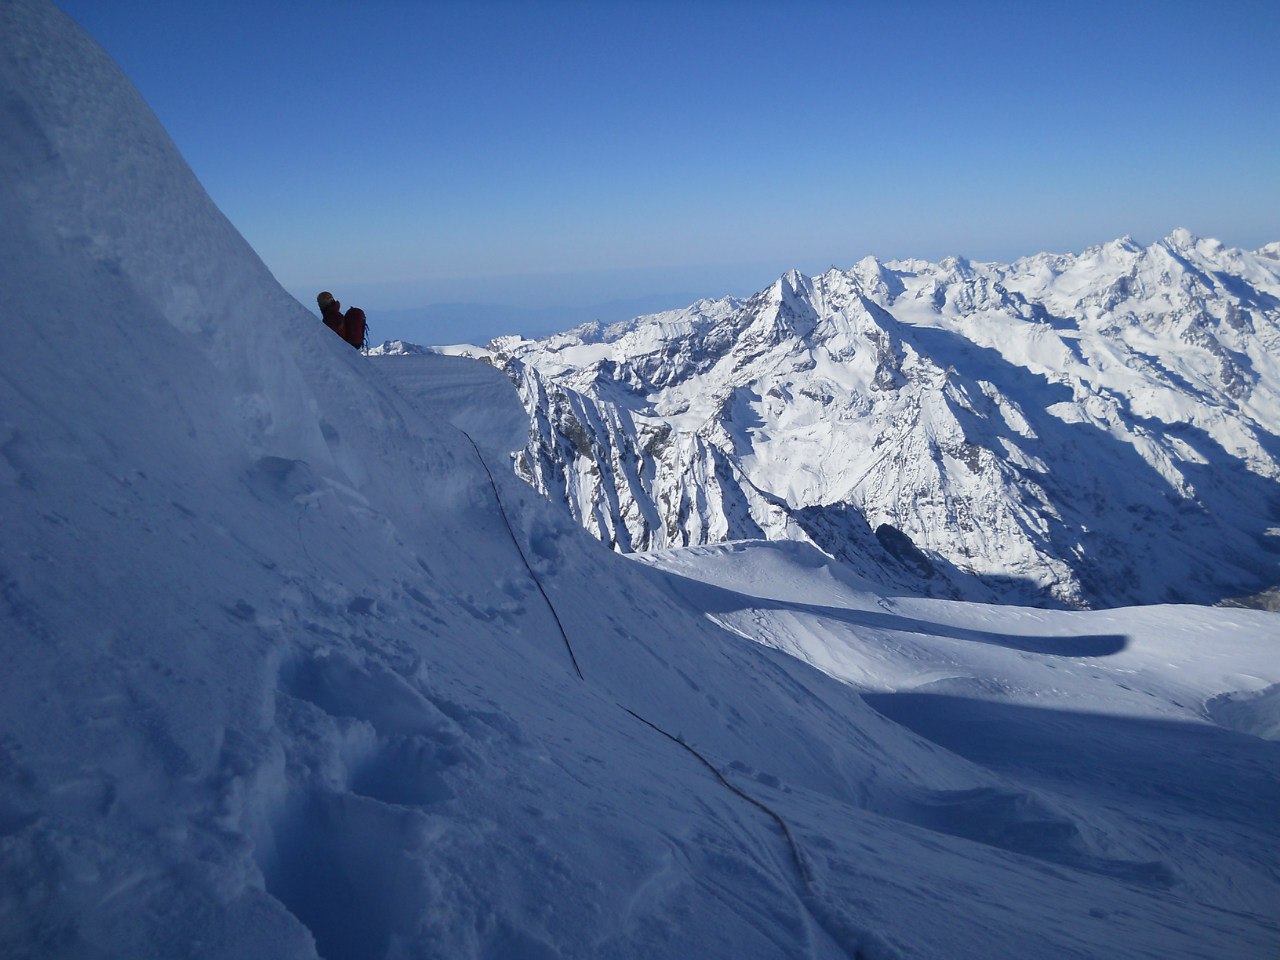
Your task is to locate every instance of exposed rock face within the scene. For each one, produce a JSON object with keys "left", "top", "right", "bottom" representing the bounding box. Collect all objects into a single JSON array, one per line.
[{"left": 491, "top": 234, "right": 1280, "bottom": 608}]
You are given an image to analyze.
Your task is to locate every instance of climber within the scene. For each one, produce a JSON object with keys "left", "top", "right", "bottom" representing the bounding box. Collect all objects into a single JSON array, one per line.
[{"left": 316, "top": 291, "right": 367, "bottom": 350}]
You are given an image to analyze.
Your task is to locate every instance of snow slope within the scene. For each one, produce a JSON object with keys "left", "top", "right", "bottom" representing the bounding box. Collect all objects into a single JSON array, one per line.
[
  {"left": 639, "top": 539, "right": 1280, "bottom": 916},
  {"left": 2, "top": 2, "right": 1277, "bottom": 958},
  {"left": 491, "top": 237, "right": 1280, "bottom": 609}
]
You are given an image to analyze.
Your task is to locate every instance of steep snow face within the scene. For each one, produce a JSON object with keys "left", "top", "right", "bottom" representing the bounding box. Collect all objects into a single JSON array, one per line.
[
  {"left": 493, "top": 234, "right": 1280, "bottom": 608},
  {"left": 2, "top": 1, "right": 344, "bottom": 478}
]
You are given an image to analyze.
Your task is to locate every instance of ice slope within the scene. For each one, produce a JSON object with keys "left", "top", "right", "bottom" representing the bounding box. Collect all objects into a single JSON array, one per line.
[
  {"left": 492, "top": 237, "right": 1280, "bottom": 610},
  {"left": 1, "top": 2, "right": 1278, "bottom": 958}
]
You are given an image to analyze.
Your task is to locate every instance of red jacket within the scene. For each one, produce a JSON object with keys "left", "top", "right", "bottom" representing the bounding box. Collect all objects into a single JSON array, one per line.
[{"left": 321, "top": 300, "right": 346, "bottom": 338}]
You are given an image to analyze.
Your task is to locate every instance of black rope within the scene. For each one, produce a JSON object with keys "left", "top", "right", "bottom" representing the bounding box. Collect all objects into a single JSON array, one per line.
[
  {"left": 619, "top": 705, "right": 815, "bottom": 885},
  {"left": 456, "top": 428, "right": 585, "bottom": 681}
]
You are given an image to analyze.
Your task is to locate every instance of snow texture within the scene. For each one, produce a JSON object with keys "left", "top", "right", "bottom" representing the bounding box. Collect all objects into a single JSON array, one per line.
[{"left": 1, "top": 3, "right": 1278, "bottom": 958}]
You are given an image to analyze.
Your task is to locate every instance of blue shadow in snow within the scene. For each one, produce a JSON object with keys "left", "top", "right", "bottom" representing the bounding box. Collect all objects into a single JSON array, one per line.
[
  {"left": 862, "top": 692, "right": 1280, "bottom": 833},
  {"left": 658, "top": 570, "right": 1127, "bottom": 657}
]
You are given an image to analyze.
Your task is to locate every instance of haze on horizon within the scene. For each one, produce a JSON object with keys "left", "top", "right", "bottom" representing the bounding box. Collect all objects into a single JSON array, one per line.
[{"left": 56, "top": 0, "right": 1280, "bottom": 342}]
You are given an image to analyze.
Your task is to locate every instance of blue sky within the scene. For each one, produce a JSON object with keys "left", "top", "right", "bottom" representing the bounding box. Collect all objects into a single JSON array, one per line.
[{"left": 57, "top": 0, "right": 1280, "bottom": 339}]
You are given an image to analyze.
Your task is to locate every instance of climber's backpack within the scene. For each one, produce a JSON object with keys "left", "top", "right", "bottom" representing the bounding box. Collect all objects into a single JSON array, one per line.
[{"left": 342, "top": 306, "right": 367, "bottom": 350}]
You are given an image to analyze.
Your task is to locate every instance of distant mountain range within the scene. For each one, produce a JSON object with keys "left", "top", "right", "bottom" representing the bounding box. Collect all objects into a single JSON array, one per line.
[
  {"left": 479, "top": 231, "right": 1280, "bottom": 608},
  {"left": 360, "top": 292, "right": 706, "bottom": 346}
]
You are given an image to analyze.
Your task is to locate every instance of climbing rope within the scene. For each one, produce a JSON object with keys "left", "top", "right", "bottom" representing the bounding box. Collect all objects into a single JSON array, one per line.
[
  {"left": 456, "top": 428, "right": 584, "bottom": 681},
  {"left": 619, "top": 705, "right": 815, "bottom": 885}
]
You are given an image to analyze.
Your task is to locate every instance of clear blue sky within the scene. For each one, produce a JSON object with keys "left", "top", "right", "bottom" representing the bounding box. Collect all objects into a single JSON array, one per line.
[{"left": 57, "top": 0, "right": 1280, "bottom": 325}]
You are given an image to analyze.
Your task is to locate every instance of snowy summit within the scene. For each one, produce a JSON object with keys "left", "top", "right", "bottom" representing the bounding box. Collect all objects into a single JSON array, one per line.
[{"left": 1, "top": 3, "right": 1278, "bottom": 959}]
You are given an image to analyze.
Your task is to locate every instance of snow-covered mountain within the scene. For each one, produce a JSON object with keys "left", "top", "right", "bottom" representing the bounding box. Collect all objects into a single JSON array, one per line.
[
  {"left": 3, "top": 2, "right": 1278, "bottom": 959},
  {"left": 490, "top": 235, "right": 1280, "bottom": 608}
]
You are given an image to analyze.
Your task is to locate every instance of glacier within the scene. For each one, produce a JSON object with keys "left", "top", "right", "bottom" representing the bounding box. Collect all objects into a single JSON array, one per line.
[{"left": 2, "top": 2, "right": 1278, "bottom": 958}]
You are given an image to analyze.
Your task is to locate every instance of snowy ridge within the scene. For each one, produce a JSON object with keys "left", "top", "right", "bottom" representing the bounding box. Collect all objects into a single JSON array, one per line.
[
  {"left": 2, "top": 3, "right": 1278, "bottom": 959},
  {"left": 492, "top": 231, "right": 1280, "bottom": 608}
]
